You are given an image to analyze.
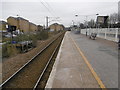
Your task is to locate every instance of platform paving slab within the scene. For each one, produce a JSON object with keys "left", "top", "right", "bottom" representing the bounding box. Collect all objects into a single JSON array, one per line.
[{"left": 45, "top": 32, "right": 100, "bottom": 88}]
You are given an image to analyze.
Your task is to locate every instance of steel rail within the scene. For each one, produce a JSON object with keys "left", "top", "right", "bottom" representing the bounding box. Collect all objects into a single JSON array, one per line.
[
  {"left": 0, "top": 32, "right": 63, "bottom": 88},
  {"left": 33, "top": 35, "right": 62, "bottom": 90}
]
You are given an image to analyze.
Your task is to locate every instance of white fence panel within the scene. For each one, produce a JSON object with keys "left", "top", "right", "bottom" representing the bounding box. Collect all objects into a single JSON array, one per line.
[{"left": 81, "top": 28, "right": 119, "bottom": 42}]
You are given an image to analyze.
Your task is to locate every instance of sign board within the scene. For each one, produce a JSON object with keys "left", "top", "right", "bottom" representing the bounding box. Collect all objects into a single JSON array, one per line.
[
  {"left": 97, "top": 17, "right": 104, "bottom": 23},
  {"left": 97, "top": 16, "right": 109, "bottom": 24},
  {"left": 96, "top": 16, "right": 109, "bottom": 28}
]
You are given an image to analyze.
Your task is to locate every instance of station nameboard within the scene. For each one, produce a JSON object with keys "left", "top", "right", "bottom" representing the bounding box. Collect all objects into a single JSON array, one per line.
[{"left": 97, "top": 16, "right": 109, "bottom": 24}]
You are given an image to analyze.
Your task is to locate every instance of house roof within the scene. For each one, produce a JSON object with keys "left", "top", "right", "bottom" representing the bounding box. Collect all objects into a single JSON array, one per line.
[
  {"left": 30, "top": 22, "right": 37, "bottom": 26},
  {"left": 0, "top": 20, "right": 7, "bottom": 24},
  {"left": 7, "top": 16, "right": 28, "bottom": 21},
  {"left": 37, "top": 25, "right": 43, "bottom": 27},
  {"left": 50, "top": 23, "right": 59, "bottom": 26}
]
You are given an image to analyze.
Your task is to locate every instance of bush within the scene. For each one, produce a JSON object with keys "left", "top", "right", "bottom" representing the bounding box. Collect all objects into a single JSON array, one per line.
[
  {"left": 37, "top": 31, "right": 48, "bottom": 40},
  {"left": 7, "top": 44, "right": 19, "bottom": 56},
  {"left": 2, "top": 44, "right": 9, "bottom": 57},
  {"left": 2, "top": 31, "right": 50, "bottom": 58},
  {"left": 13, "top": 34, "right": 30, "bottom": 42},
  {"left": 2, "top": 44, "right": 19, "bottom": 58},
  {"left": 29, "top": 34, "right": 37, "bottom": 47}
]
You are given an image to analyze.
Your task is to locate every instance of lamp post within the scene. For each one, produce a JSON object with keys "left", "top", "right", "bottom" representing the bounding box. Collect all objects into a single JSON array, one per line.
[
  {"left": 85, "top": 16, "right": 88, "bottom": 36},
  {"left": 75, "top": 14, "right": 81, "bottom": 34},
  {"left": 95, "top": 14, "right": 99, "bottom": 34},
  {"left": 72, "top": 20, "right": 75, "bottom": 26}
]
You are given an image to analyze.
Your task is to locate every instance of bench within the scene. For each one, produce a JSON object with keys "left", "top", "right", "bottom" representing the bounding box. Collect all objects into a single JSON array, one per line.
[{"left": 89, "top": 33, "right": 97, "bottom": 40}]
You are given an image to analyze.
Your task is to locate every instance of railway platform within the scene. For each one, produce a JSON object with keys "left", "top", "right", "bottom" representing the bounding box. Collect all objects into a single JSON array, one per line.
[{"left": 45, "top": 32, "right": 105, "bottom": 88}]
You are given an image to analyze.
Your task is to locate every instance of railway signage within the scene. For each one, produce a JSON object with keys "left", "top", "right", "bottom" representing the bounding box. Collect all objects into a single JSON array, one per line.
[
  {"left": 96, "top": 16, "right": 109, "bottom": 28},
  {"left": 97, "top": 16, "right": 109, "bottom": 24}
]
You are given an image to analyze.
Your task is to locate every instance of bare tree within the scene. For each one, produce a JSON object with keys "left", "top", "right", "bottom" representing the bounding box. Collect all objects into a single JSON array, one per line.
[
  {"left": 87, "top": 19, "right": 95, "bottom": 28},
  {"left": 109, "top": 13, "right": 118, "bottom": 27}
]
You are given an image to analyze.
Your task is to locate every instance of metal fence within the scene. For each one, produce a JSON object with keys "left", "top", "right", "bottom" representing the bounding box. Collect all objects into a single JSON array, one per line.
[{"left": 81, "top": 28, "right": 119, "bottom": 42}]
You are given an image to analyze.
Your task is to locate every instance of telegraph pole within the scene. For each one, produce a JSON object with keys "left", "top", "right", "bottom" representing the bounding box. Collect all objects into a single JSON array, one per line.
[
  {"left": 46, "top": 16, "right": 60, "bottom": 30},
  {"left": 46, "top": 16, "right": 49, "bottom": 29},
  {"left": 85, "top": 16, "right": 88, "bottom": 36}
]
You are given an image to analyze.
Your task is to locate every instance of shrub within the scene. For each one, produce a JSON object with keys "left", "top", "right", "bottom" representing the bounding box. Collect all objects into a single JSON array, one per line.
[
  {"left": 2, "top": 44, "right": 19, "bottom": 58},
  {"left": 37, "top": 31, "right": 48, "bottom": 40},
  {"left": 2, "top": 44, "right": 9, "bottom": 57}
]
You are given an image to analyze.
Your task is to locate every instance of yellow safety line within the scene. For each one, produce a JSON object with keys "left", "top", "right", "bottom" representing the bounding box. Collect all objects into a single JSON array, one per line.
[{"left": 69, "top": 35, "right": 106, "bottom": 90}]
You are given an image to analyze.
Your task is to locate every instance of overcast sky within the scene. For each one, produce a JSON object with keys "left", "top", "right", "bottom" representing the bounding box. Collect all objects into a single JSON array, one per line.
[{"left": 1, "top": 0, "right": 119, "bottom": 27}]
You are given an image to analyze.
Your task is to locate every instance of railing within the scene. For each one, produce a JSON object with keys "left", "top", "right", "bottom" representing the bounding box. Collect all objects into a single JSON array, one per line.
[{"left": 81, "top": 28, "right": 119, "bottom": 42}]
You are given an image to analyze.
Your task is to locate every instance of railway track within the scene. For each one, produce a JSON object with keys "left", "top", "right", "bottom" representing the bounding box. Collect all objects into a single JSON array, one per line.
[
  {"left": 33, "top": 37, "right": 61, "bottom": 89},
  {"left": 1, "top": 32, "right": 65, "bottom": 89}
]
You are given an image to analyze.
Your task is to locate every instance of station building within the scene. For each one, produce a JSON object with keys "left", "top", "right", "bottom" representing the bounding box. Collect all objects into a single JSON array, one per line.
[
  {"left": 7, "top": 16, "right": 30, "bottom": 33},
  {"left": 7, "top": 16, "right": 39, "bottom": 33},
  {"left": 29, "top": 22, "right": 37, "bottom": 32},
  {"left": 49, "top": 23, "right": 64, "bottom": 31},
  {"left": 37, "top": 25, "right": 43, "bottom": 31},
  {"left": 0, "top": 21, "right": 7, "bottom": 31}
]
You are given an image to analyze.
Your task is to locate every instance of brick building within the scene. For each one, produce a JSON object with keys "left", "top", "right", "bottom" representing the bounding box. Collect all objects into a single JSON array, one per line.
[
  {"left": 0, "top": 21, "right": 7, "bottom": 31},
  {"left": 49, "top": 23, "right": 64, "bottom": 31},
  {"left": 29, "top": 22, "right": 37, "bottom": 32},
  {"left": 7, "top": 16, "right": 30, "bottom": 32}
]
